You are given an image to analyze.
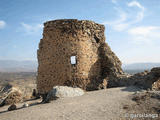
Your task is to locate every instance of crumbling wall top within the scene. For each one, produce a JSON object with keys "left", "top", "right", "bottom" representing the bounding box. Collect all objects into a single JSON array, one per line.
[
  {"left": 44, "top": 19, "right": 104, "bottom": 30},
  {"left": 43, "top": 19, "right": 105, "bottom": 44}
]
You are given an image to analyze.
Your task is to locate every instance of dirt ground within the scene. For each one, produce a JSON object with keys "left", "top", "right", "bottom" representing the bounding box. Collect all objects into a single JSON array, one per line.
[{"left": 0, "top": 86, "right": 159, "bottom": 120}]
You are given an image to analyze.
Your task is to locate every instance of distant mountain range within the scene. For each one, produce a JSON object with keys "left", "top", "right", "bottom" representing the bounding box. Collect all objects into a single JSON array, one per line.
[
  {"left": 0, "top": 60, "right": 38, "bottom": 72},
  {"left": 122, "top": 63, "right": 160, "bottom": 70},
  {"left": 122, "top": 63, "right": 160, "bottom": 74},
  {"left": 0, "top": 60, "right": 159, "bottom": 73}
]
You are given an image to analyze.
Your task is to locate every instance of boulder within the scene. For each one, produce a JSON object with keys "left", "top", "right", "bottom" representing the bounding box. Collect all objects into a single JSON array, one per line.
[
  {"left": 43, "top": 86, "right": 84, "bottom": 103},
  {"left": 8, "top": 104, "right": 17, "bottom": 111}
]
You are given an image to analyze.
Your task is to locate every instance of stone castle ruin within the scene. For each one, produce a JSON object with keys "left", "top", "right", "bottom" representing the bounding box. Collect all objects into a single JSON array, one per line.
[
  {"left": 37, "top": 19, "right": 160, "bottom": 95},
  {"left": 37, "top": 19, "right": 123, "bottom": 95}
]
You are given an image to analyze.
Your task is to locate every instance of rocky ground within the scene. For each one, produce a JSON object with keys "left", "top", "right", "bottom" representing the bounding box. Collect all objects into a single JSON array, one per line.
[
  {"left": 0, "top": 72, "right": 36, "bottom": 103},
  {"left": 0, "top": 70, "right": 160, "bottom": 120},
  {"left": 0, "top": 86, "right": 160, "bottom": 120}
]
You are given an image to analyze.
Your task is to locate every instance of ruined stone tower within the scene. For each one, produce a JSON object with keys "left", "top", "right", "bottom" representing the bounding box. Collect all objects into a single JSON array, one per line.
[{"left": 37, "top": 19, "right": 123, "bottom": 94}]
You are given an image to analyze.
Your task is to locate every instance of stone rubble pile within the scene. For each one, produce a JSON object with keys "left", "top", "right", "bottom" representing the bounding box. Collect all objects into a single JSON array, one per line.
[
  {"left": 0, "top": 84, "right": 22, "bottom": 106},
  {"left": 107, "top": 67, "right": 160, "bottom": 90}
]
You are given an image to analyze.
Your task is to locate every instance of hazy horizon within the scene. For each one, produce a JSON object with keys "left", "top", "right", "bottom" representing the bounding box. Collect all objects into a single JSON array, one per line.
[
  {"left": 0, "top": 60, "right": 160, "bottom": 73},
  {"left": 0, "top": 59, "right": 160, "bottom": 65},
  {"left": 0, "top": 0, "right": 160, "bottom": 63}
]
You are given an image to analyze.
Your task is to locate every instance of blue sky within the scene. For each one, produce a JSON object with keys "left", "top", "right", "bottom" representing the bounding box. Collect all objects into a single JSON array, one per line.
[{"left": 0, "top": 0, "right": 160, "bottom": 64}]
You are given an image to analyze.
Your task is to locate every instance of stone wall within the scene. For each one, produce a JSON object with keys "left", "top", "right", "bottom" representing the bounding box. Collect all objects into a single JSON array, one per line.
[
  {"left": 37, "top": 19, "right": 123, "bottom": 94},
  {"left": 107, "top": 67, "right": 160, "bottom": 90}
]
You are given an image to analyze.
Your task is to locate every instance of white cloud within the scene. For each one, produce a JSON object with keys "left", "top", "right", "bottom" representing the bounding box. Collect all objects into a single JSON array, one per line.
[
  {"left": 21, "top": 22, "right": 43, "bottom": 34},
  {"left": 128, "top": 26, "right": 160, "bottom": 43},
  {"left": 127, "top": 1, "right": 144, "bottom": 9},
  {"left": 127, "top": 1, "right": 145, "bottom": 23},
  {"left": 103, "top": 1, "right": 145, "bottom": 31},
  {"left": 104, "top": 8, "right": 127, "bottom": 24},
  {"left": 128, "top": 26, "right": 158, "bottom": 36},
  {"left": 112, "top": 23, "right": 129, "bottom": 31},
  {"left": 0, "top": 20, "right": 6, "bottom": 29},
  {"left": 102, "top": 8, "right": 129, "bottom": 31}
]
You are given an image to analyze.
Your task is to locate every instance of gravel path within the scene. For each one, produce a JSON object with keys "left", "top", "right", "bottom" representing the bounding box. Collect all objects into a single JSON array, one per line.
[{"left": 0, "top": 86, "right": 141, "bottom": 120}]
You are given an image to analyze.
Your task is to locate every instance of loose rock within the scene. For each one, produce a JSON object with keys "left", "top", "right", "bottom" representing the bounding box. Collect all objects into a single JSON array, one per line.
[
  {"left": 8, "top": 104, "right": 17, "bottom": 111},
  {"left": 23, "top": 103, "right": 29, "bottom": 108}
]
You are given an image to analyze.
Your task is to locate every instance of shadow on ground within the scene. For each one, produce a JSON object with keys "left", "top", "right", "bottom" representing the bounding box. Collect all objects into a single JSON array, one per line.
[
  {"left": 120, "top": 86, "right": 145, "bottom": 92},
  {"left": 0, "top": 99, "right": 41, "bottom": 114}
]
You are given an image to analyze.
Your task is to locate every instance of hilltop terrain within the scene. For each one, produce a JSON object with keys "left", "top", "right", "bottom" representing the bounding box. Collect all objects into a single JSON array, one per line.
[
  {"left": 0, "top": 60, "right": 160, "bottom": 74},
  {"left": 0, "top": 86, "right": 160, "bottom": 120}
]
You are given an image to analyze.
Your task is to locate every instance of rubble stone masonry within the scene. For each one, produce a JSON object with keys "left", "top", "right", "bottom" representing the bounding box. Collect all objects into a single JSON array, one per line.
[{"left": 37, "top": 19, "right": 123, "bottom": 94}]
